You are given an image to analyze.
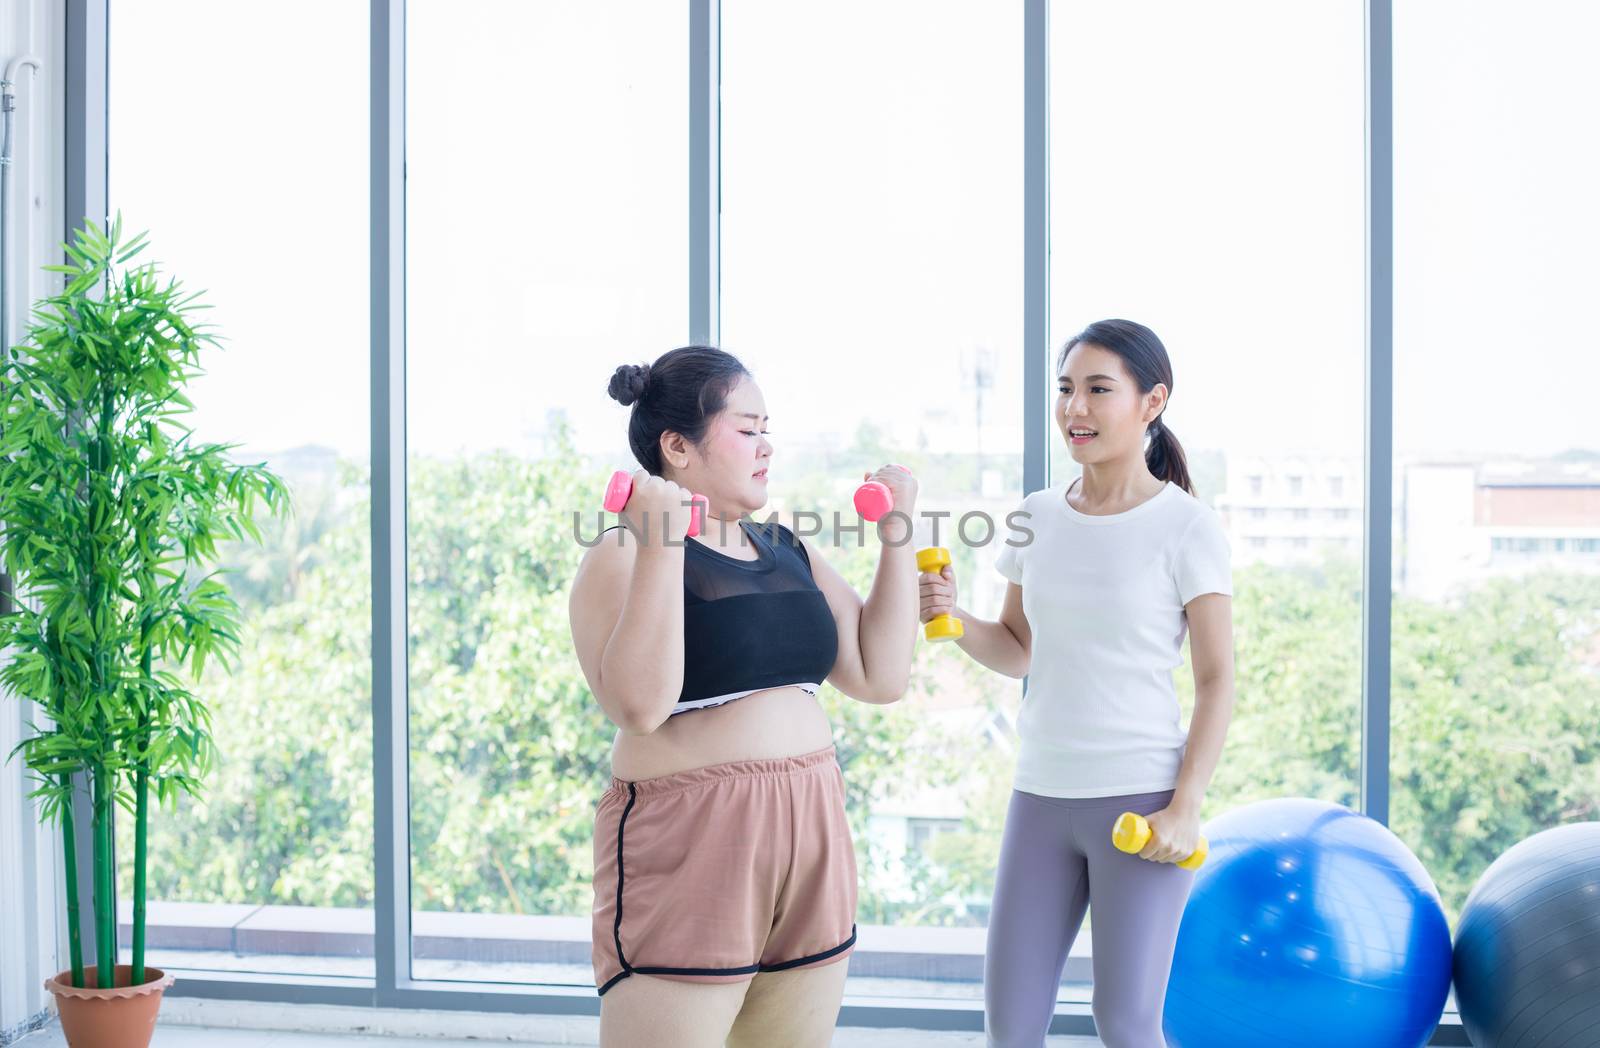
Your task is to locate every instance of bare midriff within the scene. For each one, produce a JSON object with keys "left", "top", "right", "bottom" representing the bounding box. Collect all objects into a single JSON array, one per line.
[{"left": 608, "top": 684, "right": 834, "bottom": 781}]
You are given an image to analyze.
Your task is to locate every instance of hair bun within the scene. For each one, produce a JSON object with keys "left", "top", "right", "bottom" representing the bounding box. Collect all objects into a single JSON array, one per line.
[{"left": 607, "top": 363, "right": 651, "bottom": 406}]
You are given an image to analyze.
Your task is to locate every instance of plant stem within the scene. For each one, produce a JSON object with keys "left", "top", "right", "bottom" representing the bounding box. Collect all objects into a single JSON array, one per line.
[
  {"left": 132, "top": 761, "right": 148, "bottom": 985},
  {"left": 60, "top": 772, "right": 85, "bottom": 988},
  {"left": 92, "top": 765, "right": 114, "bottom": 987},
  {"left": 89, "top": 384, "right": 117, "bottom": 988},
  {"left": 133, "top": 625, "right": 154, "bottom": 984}
]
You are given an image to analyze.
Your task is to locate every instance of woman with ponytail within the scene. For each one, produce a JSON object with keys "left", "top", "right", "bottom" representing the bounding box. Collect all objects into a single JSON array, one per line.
[{"left": 919, "top": 319, "right": 1237, "bottom": 1047}]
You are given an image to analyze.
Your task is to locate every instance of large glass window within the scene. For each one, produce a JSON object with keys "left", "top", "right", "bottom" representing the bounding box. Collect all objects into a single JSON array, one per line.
[
  {"left": 110, "top": 0, "right": 373, "bottom": 978},
  {"left": 1392, "top": 0, "right": 1600, "bottom": 922},
  {"left": 403, "top": 0, "right": 687, "bottom": 983},
  {"left": 90, "top": 0, "right": 1599, "bottom": 1025},
  {"left": 1048, "top": 0, "right": 1367, "bottom": 986},
  {"left": 721, "top": 0, "right": 1023, "bottom": 1002},
  {"left": 1048, "top": 3, "right": 1368, "bottom": 791}
]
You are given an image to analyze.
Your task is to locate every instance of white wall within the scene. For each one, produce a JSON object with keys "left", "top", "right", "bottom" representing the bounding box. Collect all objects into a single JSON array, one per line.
[{"left": 0, "top": 0, "right": 65, "bottom": 1041}]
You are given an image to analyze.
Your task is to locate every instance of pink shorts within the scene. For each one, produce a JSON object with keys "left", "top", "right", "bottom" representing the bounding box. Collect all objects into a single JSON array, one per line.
[{"left": 591, "top": 745, "right": 858, "bottom": 996}]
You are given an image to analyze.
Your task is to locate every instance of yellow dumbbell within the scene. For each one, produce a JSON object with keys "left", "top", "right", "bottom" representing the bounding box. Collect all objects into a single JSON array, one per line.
[
  {"left": 1111, "top": 812, "right": 1208, "bottom": 871},
  {"left": 915, "top": 547, "right": 965, "bottom": 642}
]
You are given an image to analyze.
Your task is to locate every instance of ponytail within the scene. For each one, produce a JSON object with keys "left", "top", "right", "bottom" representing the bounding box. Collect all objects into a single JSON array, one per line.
[{"left": 1145, "top": 415, "right": 1194, "bottom": 497}]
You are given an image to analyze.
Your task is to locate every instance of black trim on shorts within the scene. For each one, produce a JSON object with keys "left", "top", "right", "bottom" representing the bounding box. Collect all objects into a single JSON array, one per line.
[
  {"left": 607, "top": 782, "right": 638, "bottom": 993},
  {"left": 755, "top": 924, "right": 858, "bottom": 974},
  {"left": 597, "top": 781, "right": 857, "bottom": 997}
]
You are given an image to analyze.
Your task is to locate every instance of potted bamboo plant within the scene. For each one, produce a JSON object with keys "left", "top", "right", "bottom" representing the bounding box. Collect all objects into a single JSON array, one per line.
[{"left": 0, "top": 217, "right": 287, "bottom": 1048}]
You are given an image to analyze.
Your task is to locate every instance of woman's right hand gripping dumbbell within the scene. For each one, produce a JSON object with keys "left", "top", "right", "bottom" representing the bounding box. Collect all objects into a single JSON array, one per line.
[
  {"left": 605, "top": 469, "right": 706, "bottom": 545},
  {"left": 919, "top": 555, "right": 962, "bottom": 640}
]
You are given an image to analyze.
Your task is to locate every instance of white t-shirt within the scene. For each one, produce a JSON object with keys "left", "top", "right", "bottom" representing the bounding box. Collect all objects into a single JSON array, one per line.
[{"left": 992, "top": 478, "right": 1232, "bottom": 798}]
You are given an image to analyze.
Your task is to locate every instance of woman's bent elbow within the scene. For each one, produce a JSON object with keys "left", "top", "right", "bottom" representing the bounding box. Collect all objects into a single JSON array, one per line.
[
  {"left": 602, "top": 692, "right": 670, "bottom": 736},
  {"left": 616, "top": 712, "right": 665, "bottom": 736},
  {"left": 872, "top": 671, "right": 913, "bottom": 704}
]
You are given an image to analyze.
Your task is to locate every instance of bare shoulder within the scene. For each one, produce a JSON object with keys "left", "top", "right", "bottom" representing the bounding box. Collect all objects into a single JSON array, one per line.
[{"left": 571, "top": 527, "right": 636, "bottom": 601}]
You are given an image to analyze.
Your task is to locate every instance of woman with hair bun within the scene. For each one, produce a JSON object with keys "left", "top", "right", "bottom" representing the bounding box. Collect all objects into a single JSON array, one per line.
[{"left": 569, "top": 345, "right": 918, "bottom": 1047}]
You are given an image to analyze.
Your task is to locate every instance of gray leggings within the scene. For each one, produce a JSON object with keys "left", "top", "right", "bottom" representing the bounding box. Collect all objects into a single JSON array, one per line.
[{"left": 984, "top": 788, "right": 1195, "bottom": 1048}]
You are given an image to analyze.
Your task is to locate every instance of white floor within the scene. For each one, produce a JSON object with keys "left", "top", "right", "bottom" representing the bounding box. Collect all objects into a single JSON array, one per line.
[
  {"left": 15, "top": 998, "right": 1103, "bottom": 1047},
  {"left": 16, "top": 992, "right": 1475, "bottom": 1046},
  {"left": 16, "top": 1023, "right": 1103, "bottom": 1047}
]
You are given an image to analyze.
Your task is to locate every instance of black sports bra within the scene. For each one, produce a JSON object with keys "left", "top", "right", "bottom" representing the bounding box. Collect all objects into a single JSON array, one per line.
[{"left": 598, "top": 518, "right": 838, "bottom": 713}]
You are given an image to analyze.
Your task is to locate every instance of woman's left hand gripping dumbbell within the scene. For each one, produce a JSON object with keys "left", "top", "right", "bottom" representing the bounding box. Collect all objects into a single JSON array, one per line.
[
  {"left": 857, "top": 464, "right": 917, "bottom": 541},
  {"left": 603, "top": 468, "right": 706, "bottom": 542},
  {"left": 918, "top": 553, "right": 964, "bottom": 642},
  {"left": 1112, "top": 807, "right": 1208, "bottom": 870}
]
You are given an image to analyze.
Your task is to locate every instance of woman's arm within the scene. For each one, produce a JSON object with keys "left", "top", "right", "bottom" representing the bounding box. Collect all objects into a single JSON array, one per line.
[
  {"left": 803, "top": 519, "right": 918, "bottom": 704},
  {"left": 567, "top": 528, "right": 686, "bottom": 735},
  {"left": 800, "top": 466, "right": 922, "bottom": 705},
  {"left": 1140, "top": 591, "right": 1235, "bottom": 863},
  {"left": 1171, "top": 592, "right": 1235, "bottom": 812},
  {"left": 948, "top": 583, "right": 1031, "bottom": 679},
  {"left": 919, "top": 557, "right": 1031, "bottom": 678}
]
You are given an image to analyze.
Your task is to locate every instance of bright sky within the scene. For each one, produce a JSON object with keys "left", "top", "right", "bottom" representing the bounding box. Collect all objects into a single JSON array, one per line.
[{"left": 107, "top": 1, "right": 1600, "bottom": 474}]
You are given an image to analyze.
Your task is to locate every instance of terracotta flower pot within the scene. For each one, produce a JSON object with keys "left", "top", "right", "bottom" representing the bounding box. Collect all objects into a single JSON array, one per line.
[{"left": 44, "top": 965, "right": 175, "bottom": 1048}]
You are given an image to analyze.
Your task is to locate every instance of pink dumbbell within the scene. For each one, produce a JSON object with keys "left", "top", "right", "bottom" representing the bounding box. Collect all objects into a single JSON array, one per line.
[
  {"left": 853, "top": 464, "right": 910, "bottom": 522},
  {"left": 603, "top": 470, "right": 706, "bottom": 538}
]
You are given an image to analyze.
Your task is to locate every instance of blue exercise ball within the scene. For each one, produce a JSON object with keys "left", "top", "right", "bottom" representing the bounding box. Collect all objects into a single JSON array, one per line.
[
  {"left": 1453, "top": 821, "right": 1600, "bottom": 1048},
  {"left": 1163, "top": 797, "right": 1453, "bottom": 1048}
]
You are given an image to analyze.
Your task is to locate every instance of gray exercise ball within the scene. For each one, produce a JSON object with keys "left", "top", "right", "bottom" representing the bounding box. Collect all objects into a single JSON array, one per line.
[{"left": 1453, "top": 821, "right": 1600, "bottom": 1048}]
